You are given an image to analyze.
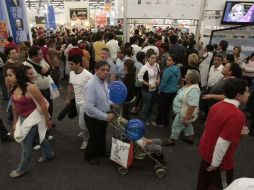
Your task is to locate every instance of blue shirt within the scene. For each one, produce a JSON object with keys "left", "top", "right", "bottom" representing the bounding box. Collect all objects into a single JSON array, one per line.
[
  {"left": 158, "top": 65, "right": 180, "bottom": 93},
  {"left": 84, "top": 74, "right": 111, "bottom": 121},
  {"left": 173, "top": 87, "right": 200, "bottom": 114}
]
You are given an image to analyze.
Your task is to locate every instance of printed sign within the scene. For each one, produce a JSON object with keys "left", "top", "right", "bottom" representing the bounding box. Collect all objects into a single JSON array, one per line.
[
  {"left": 70, "top": 8, "right": 88, "bottom": 20},
  {"left": 5, "top": 0, "right": 30, "bottom": 44}
]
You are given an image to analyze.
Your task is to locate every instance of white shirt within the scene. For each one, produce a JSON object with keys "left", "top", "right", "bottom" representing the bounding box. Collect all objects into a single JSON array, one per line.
[
  {"left": 23, "top": 58, "right": 50, "bottom": 90},
  {"left": 142, "top": 45, "right": 159, "bottom": 57},
  {"left": 69, "top": 69, "right": 93, "bottom": 105},
  {"left": 106, "top": 39, "right": 120, "bottom": 62},
  {"left": 131, "top": 44, "right": 142, "bottom": 55},
  {"left": 138, "top": 62, "right": 160, "bottom": 91},
  {"left": 240, "top": 60, "right": 254, "bottom": 77},
  {"left": 199, "top": 52, "right": 213, "bottom": 88},
  {"left": 207, "top": 64, "right": 224, "bottom": 88}
]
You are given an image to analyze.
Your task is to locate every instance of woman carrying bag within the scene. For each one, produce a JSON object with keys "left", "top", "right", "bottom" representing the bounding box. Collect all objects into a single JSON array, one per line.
[{"left": 4, "top": 64, "right": 54, "bottom": 178}]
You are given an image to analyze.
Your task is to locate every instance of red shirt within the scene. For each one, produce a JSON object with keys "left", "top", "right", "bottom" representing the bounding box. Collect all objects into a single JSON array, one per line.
[
  {"left": 198, "top": 101, "right": 245, "bottom": 170},
  {"left": 39, "top": 46, "right": 50, "bottom": 64}
]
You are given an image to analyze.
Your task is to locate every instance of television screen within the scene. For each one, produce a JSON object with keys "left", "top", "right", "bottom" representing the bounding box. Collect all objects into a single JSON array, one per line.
[{"left": 221, "top": 1, "right": 254, "bottom": 25}]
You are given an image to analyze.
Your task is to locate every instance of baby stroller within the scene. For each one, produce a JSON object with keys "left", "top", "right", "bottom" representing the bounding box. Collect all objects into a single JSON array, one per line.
[{"left": 110, "top": 104, "right": 167, "bottom": 178}]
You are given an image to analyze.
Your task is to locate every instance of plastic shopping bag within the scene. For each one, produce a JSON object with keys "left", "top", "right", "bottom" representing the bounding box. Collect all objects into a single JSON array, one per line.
[
  {"left": 110, "top": 137, "right": 133, "bottom": 169},
  {"left": 49, "top": 76, "right": 60, "bottom": 99}
]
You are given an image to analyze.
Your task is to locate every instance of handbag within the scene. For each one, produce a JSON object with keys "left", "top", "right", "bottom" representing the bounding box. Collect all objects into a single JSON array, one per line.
[
  {"left": 48, "top": 76, "right": 60, "bottom": 99},
  {"left": 110, "top": 137, "right": 134, "bottom": 169}
]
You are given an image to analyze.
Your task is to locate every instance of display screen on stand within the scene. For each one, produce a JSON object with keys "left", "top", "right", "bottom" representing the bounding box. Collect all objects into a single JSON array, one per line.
[{"left": 221, "top": 1, "right": 254, "bottom": 25}]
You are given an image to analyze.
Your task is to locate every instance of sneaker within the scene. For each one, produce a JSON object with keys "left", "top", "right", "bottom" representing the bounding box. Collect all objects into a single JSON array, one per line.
[
  {"left": 77, "top": 132, "right": 83, "bottom": 138},
  {"left": 33, "top": 145, "right": 41, "bottom": 150},
  {"left": 47, "top": 136, "right": 54, "bottom": 141},
  {"left": 38, "top": 155, "right": 55, "bottom": 163},
  {"left": 80, "top": 141, "right": 87, "bottom": 150},
  {"left": 150, "top": 121, "right": 157, "bottom": 127},
  {"left": 10, "top": 170, "right": 28, "bottom": 178}
]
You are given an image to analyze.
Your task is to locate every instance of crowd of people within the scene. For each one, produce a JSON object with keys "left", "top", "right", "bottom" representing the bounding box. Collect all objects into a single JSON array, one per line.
[{"left": 0, "top": 26, "right": 254, "bottom": 189}]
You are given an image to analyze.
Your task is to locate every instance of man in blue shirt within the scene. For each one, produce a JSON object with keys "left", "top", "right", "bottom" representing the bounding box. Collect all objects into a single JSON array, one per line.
[{"left": 84, "top": 60, "right": 115, "bottom": 165}]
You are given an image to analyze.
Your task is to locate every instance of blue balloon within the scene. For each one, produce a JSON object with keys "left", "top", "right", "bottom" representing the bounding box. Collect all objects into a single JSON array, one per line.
[
  {"left": 125, "top": 119, "right": 145, "bottom": 141},
  {"left": 109, "top": 81, "right": 127, "bottom": 104}
]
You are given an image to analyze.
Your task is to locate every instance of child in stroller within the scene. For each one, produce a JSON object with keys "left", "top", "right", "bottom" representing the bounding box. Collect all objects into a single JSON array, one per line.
[{"left": 112, "top": 116, "right": 166, "bottom": 178}]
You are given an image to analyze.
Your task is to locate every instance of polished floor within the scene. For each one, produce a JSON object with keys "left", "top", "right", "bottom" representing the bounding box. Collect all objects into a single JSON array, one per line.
[{"left": 1, "top": 86, "right": 254, "bottom": 190}]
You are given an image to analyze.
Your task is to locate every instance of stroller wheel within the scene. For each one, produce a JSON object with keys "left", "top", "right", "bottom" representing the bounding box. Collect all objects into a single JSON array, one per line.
[
  {"left": 154, "top": 164, "right": 161, "bottom": 171},
  {"left": 155, "top": 167, "right": 166, "bottom": 178},
  {"left": 118, "top": 166, "right": 128, "bottom": 175}
]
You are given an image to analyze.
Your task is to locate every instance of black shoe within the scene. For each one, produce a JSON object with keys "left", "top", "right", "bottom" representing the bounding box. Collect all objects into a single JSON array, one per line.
[
  {"left": 162, "top": 139, "right": 175, "bottom": 146},
  {"left": 1, "top": 135, "right": 14, "bottom": 142},
  {"left": 181, "top": 137, "right": 194, "bottom": 145},
  {"left": 87, "top": 159, "right": 100, "bottom": 165}
]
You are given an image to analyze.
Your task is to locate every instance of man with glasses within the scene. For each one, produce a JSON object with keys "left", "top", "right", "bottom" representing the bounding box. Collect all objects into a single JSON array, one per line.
[{"left": 83, "top": 60, "right": 115, "bottom": 165}]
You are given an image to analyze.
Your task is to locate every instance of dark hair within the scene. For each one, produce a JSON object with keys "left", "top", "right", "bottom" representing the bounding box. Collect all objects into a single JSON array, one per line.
[
  {"left": 136, "top": 51, "right": 146, "bottom": 63},
  {"left": 169, "top": 35, "right": 178, "bottom": 44},
  {"left": 214, "top": 54, "right": 224, "bottom": 61},
  {"left": 124, "top": 47, "right": 133, "bottom": 57},
  {"left": 28, "top": 46, "right": 41, "bottom": 58},
  {"left": 4, "top": 64, "right": 30, "bottom": 95},
  {"left": 23, "top": 65, "right": 32, "bottom": 72},
  {"left": 68, "top": 55, "right": 82, "bottom": 65},
  {"left": 71, "top": 38, "right": 78, "bottom": 46},
  {"left": 160, "top": 43, "right": 169, "bottom": 52},
  {"left": 168, "top": 54, "right": 177, "bottom": 63},
  {"left": 37, "top": 38, "right": 46, "bottom": 46},
  {"left": 94, "top": 32, "right": 103, "bottom": 41},
  {"left": 219, "top": 40, "right": 228, "bottom": 51},
  {"left": 206, "top": 44, "right": 214, "bottom": 52},
  {"left": 188, "top": 40, "right": 196, "bottom": 47},
  {"left": 124, "top": 59, "right": 136, "bottom": 75},
  {"left": 95, "top": 60, "right": 109, "bottom": 69},
  {"left": 226, "top": 54, "right": 235, "bottom": 63},
  {"left": 5, "top": 47, "right": 15, "bottom": 58},
  {"left": 148, "top": 38, "right": 155, "bottom": 45},
  {"left": 146, "top": 49, "right": 156, "bottom": 58},
  {"left": 7, "top": 36, "right": 13, "bottom": 42},
  {"left": 244, "top": 52, "right": 254, "bottom": 64},
  {"left": 108, "top": 33, "right": 115, "bottom": 41},
  {"left": 224, "top": 79, "right": 248, "bottom": 99},
  {"left": 228, "top": 63, "right": 242, "bottom": 78}
]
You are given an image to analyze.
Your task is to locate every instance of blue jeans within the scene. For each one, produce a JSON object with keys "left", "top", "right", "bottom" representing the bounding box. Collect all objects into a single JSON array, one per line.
[
  {"left": 142, "top": 90, "right": 157, "bottom": 122},
  {"left": 17, "top": 125, "right": 54, "bottom": 173}
]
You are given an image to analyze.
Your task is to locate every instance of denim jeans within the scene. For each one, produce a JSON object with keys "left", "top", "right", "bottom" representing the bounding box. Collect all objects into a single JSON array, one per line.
[
  {"left": 17, "top": 125, "right": 54, "bottom": 173},
  {"left": 141, "top": 90, "right": 157, "bottom": 122}
]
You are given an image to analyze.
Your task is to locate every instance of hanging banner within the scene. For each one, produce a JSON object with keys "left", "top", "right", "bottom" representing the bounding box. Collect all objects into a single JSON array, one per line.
[
  {"left": 45, "top": 5, "right": 56, "bottom": 29},
  {"left": 70, "top": 8, "right": 88, "bottom": 20},
  {"left": 104, "top": 0, "right": 112, "bottom": 12},
  {"left": 4, "top": 0, "right": 30, "bottom": 44},
  {"left": 0, "top": 22, "right": 8, "bottom": 49}
]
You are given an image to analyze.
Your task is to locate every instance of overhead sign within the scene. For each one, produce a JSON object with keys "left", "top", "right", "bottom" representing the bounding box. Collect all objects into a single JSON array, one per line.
[
  {"left": 4, "top": 0, "right": 30, "bottom": 44},
  {"left": 70, "top": 8, "right": 88, "bottom": 20}
]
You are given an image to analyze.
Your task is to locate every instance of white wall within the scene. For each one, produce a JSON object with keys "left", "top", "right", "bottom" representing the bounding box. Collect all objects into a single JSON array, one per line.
[{"left": 64, "top": 1, "right": 89, "bottom": 27}]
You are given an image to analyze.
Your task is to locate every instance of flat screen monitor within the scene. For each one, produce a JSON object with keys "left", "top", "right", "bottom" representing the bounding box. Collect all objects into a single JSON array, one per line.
[{"left": 221, "top": 1, "right": 254, "bottom": 25}]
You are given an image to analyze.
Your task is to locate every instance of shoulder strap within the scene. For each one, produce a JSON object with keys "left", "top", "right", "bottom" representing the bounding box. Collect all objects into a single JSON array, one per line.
[{"left": 26, "top": 60, "right": 43, "bottom": 76}]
